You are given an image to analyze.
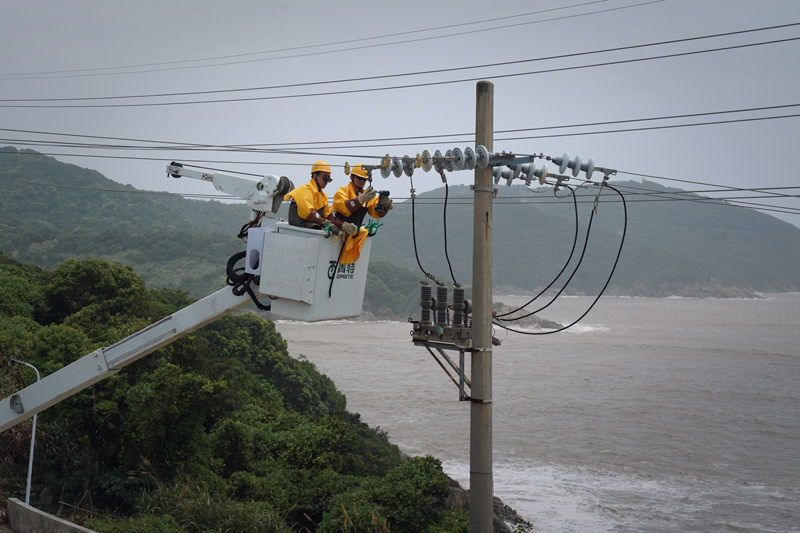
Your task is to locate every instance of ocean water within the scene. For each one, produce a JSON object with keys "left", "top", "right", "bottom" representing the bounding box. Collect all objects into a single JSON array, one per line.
[{"left": 275, "top": 294, "right": 800, "bottom": 532}]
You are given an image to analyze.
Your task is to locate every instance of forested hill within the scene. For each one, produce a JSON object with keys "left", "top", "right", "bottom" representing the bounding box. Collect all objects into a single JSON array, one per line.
[
  {"left": 0, "top": 147, "right": 249, "bottom": 297},
  {"left": 370, "top": 180, "right": 800, "bottom": 296},
  {"left": 2, "top": 147, "right": 799, "bottom": 303}
]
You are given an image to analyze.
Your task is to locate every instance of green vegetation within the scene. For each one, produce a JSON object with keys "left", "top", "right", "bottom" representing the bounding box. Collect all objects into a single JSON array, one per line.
[{"left": 0, "top": 255, "right": 464, "bottom": 531}]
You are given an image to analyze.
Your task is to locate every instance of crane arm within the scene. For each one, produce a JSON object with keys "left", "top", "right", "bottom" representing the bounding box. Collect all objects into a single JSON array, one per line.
[
  {"left": 166, "top": 163, "right": 292, "bottom": 218},
  {"left": 1, "top": 286, "right": 262, "bottom": 433}
]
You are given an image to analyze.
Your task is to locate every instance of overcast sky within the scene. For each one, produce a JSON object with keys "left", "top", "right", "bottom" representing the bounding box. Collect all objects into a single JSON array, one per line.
[{"left": 2, "top": 0, "right": 799, "bottom": 226}]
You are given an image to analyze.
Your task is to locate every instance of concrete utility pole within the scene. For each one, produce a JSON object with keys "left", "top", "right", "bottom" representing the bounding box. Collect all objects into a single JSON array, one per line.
[{"left": 470, "top": 80, "right": 494, "bottom": 532}]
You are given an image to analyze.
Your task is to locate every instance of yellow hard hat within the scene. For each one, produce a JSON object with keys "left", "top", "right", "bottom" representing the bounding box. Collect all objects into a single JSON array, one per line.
[
  {"left": 311, "top": 161, "right": 331, "bottom": 174},
  {"left": 350, "top": 163, "right": 369, "bottom": 179}
]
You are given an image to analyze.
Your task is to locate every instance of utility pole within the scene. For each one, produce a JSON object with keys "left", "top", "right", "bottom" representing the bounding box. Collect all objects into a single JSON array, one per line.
[{"left": 470, "top": 80, "right": 494, "bottom": 532}]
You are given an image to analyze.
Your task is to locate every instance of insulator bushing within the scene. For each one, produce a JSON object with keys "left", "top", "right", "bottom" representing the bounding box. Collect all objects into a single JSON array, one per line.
[
  {"left": 436, "top": 285, "right": 449, "bottom": 326},
  {"left": 420, "top": 285, "right": 433, "bottom": 324},
  {"left": 452, "top": 287, "right": 465, "bottom": 327}
]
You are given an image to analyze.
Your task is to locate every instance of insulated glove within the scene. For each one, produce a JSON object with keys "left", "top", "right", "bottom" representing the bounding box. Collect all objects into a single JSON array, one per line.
[
  {"left": 342, "top": 221, "right": 358, "bottom": 236},
  {"left": 358, "top": 186, "right": 377, "bottom": 204},
  {"left": 323, "top": 220, "right": 340, "bottom": 235},
  {"left": 377, "top": 195, "right": 393, "bottom": 210}
]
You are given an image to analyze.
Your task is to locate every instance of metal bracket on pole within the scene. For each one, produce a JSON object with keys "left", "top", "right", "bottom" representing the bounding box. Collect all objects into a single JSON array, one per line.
[
  {"left": 470, "top": 184, "right": 498, "bottom": 197},
  {"left": 421, "top": 344, "right": 473, "bottom": 401}
]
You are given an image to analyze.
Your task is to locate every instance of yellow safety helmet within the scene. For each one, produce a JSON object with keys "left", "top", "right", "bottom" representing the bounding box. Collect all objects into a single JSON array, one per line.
[
  {"left": 350, "top": 163, "right": 369, "bottom": 179},
  {"left": 311, "top": 161, "right": 331, "bottom": 174}
]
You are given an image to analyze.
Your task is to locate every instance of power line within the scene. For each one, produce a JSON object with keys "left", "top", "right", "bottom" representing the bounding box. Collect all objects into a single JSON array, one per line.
[
  {"left": 0, "top": 0, "right": 614, "bottom": 79},
  {"left": 4, "top": 101, "right": 799, "bottom": 149},
  {"left": 3, "top": 105, "right": 799, "bottom": 160},
  {"left": 2, "top": 172, "right": 797, "bottom": 216},
  {"left": 2, "top": 35, "right": 799, "bottom": 108},
  {"left": 5, "top": 12, "right": 791, "bottom": 103}
]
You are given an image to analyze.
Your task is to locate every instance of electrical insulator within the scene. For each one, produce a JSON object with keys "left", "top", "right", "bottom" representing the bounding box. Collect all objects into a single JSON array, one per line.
[
  {"left": 421, "top": 150, "right": 433, "bottom": 172},
  {"left": 380, "top": 154, "right": 392, "bottom": 178},
  {"left": 452, "top": 287, "right": 465, "bottom": 327},
  {"left": 475, "top": 145, "right": 490, "bottom": 169},
  {"left": 554, "top": 152, "right": 570, "bottom": 174},
  {"left": 420, "top": 285, "right": 433, "bottom": 325},
  {"left": 519, "top": 163, "right": 534, "bottom": 184},
  {"left": 452, "top": 147, "right": 465, "bottom": 170},
  {"left": 570, "top": 154, "right": 582, "bottom": 177},
  {"left": 463, "top": 146, "right": 476, "bottom": 170},
  {"left": 433, "top": 149, "right": 445, "bottom": 173},
  {"left": 535, "top": 162, "right": 549, "bottom": 185},
  {"left": 444, "top": 149, "right": 455, "bottom": 172},
  {"left": 492, "top": 166, "right": 502, "bottom": 184},
  {"left": 502, "top": 168, "right": 514, "bottom": 186},
  {"left": 391, "top": 157, "right": 403, "bottom": 178},
  {"left": 436, "top": 285, "right": 449, "bottom": 326},
  {"left": 584, "top": 157, "right": 595, "bottom": 179},
  {"left": 402, "top": 155, "right": 415, "bottom": 177}
]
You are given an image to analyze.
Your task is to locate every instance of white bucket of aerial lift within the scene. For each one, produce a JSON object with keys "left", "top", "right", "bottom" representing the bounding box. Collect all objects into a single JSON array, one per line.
[{"left": 245, "top": 222, "right": 372, "bottom": 322}]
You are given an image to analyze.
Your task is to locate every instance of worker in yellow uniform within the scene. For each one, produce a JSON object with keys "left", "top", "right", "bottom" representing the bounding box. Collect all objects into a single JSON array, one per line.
[
  {"left": 331, "top": 163, "right": 393, "bottom": 263},
  {"left": 284, "top": 161, "right": 352, "bottom": 234}
]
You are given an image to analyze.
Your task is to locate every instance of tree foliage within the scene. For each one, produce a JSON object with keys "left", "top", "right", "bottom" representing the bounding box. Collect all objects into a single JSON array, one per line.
[{"left": 0, "top": 256, "right": 456, "bottom": 531}]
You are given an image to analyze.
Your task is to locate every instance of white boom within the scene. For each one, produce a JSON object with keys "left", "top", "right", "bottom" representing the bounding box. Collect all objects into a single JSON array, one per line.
[
  {"left": 1, "top": 286, "right": 260, "bottom": 433},
  {"left": 2, "top": 161, "right": 374, "bottom": 432}
]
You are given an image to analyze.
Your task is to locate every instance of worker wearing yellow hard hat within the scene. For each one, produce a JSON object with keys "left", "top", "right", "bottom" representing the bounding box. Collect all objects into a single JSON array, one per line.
[
  {"left": 284, "top": 161, "right": 348, "bottom": 233},
  {"left": 332, "top": 163, "right": 393, "bottom": 263}
]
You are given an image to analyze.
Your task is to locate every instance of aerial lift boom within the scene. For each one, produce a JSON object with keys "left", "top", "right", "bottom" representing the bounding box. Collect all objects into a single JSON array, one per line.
[
  {"left": 1, "top": 286, "right": 260, "bottom": 433},
  {"left": 2, "top": 162, "right": 372, "bottom": 432}
]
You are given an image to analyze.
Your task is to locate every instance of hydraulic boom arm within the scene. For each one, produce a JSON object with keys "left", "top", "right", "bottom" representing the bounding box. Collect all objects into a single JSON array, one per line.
[{"left": 1, "top": 286, "right": 264, "bottom": 433}]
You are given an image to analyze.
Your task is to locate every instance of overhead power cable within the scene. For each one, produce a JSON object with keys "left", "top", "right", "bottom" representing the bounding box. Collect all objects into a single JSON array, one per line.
[
  {"left": 494, "top": 186, "right": 581, "bottom": 319},
  {"left": 2, "top": 34, "right": 799, "bottom": 108},
  {"left": 2, "top": 171, "right": 797, "bottom": 217},
  {"left": 3, "top": 101, "right": 799, "bottom": 149},
  {"left": 4, "top": 13, "right": 791, "bottom": 102},
  {"left": 493, "top": 184, "right": 628, "bottom": 335},
  {"left": 0, "top": 0, "right": 615, "bottom": 79}
]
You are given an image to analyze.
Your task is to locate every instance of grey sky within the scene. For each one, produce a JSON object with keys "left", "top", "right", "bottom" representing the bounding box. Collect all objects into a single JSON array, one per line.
[{"left": 2, "top": 0, "right": 799, "bottom": 225}]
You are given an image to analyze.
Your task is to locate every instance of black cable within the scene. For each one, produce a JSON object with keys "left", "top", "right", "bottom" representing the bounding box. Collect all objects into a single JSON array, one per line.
[
  {"left": 442, "top": 181, "right": 459, "bottom": 287},
  {"left": 498, "top": 185, "right": 599, "bottom": 321},
  {"left": 328, "top": 233, "right": 348, "bottom": 298},
  {"left": 493, "top": 184, "right": 628, "bottom": 335},
  {"left": 5, "top": 100, "right": 800, "bottom": 148},
  {"left": 494, "top": 185, "right": 579, "bottom": 318},
  {"left": 409, "top": 174, "right": 442, "bottom": 285},
  {"left": 4, "top": 36, "right": 799, "bottom": 108},
  {"left": 0, "top": 0, "right": 654, "bottom": 81}
]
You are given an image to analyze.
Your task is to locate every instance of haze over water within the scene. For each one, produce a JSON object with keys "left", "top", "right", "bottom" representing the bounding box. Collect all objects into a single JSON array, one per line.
[{"left": 276, "top": 294, "right": 800, "bottom": 532}]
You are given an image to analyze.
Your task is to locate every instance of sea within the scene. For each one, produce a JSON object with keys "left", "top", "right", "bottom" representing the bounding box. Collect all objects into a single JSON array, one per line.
[{"left": 275, "top": 294, "right": 800, "bottom": 532}]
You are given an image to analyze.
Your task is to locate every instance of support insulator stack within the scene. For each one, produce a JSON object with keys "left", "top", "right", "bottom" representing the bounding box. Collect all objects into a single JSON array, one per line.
[
  {"left": 452, "top": 287, "right": 465, "bottom": 327},
  {"left": 420, "top": 285, "right": 433, "bottom": 325},
  {"left": 436, "top": 285, "right": 449, "bottom": 326}
]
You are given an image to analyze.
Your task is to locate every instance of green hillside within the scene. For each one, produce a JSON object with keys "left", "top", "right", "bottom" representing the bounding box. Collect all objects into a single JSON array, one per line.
[
  {"left": 371, "top": 182, "right": 800, "bottom": 296},
  {"left": 0, "top": 255, "right": 463, "bottom": 531},
  {"left": 0, "top": 147, "right": 248, "bottom": 297}
]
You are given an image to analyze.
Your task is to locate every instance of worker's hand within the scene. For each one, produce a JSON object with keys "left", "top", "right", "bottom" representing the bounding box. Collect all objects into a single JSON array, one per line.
[
  {"left": 323, "top": 220, "right": 340, "bottom": 235},
  {"left": 342, "top": 222, "right": 358, "bottom": 236},
  {"left": 359, "top": 186, "right": 377, "bottom": 204},
  {"left": 378, "top": 195, "right": 393, "bottom": 211}
]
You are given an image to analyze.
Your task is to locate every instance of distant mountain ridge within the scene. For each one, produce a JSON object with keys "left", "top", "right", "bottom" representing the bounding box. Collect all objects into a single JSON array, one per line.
[{"left": 2, "top": 147, "right": 798, "bottom": 304}]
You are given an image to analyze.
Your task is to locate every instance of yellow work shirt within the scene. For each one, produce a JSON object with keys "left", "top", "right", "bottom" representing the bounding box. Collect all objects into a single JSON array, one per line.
[
  {"left": 332, "top": 182, "right": 381, "bottom": 220},
  {"left": 284, "top": 178, "right": 331, "bottom": 219}
]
